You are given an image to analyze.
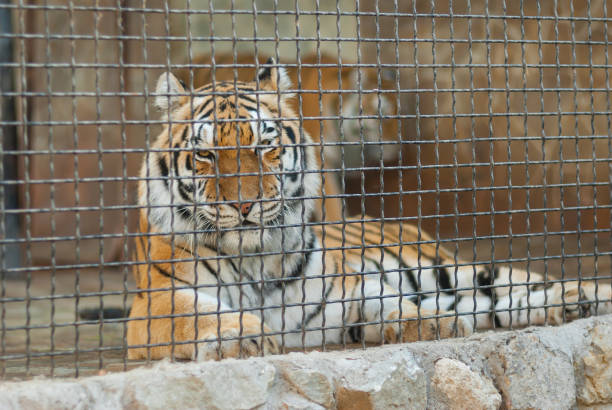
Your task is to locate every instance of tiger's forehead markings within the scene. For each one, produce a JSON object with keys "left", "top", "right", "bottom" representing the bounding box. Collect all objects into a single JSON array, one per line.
[
  {"left": 191, "top": 122, "right": 215, "bottom": 146},
  {"left": 246, "top": 108, "right": 279, "bottom": 144},
  {"left": 189, "top": 94, "right": 278, "bottom": 148},
  {"left": 192, "top": 82, "right": 277, "bottom": 115}
]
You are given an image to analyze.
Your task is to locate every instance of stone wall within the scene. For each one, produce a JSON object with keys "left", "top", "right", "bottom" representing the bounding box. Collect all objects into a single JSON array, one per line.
[{"left": 1, "top": 314, "right": 611, "bottom": 409}]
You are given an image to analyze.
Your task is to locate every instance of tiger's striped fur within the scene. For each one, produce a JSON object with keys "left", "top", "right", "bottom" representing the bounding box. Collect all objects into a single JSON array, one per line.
[{"left": 127, "top": 59, "right": 611, "bottom": 361}]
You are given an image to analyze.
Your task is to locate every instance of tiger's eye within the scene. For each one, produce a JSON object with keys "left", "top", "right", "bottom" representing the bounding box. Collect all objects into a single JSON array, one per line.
[{"left": 195, "top": 150, "right": 215, "bottom": 161}]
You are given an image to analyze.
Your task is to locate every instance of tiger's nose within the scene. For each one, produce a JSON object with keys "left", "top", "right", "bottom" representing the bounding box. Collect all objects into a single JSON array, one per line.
[{"left": 234, "top": 201, "right": 252, "bottom": 216}]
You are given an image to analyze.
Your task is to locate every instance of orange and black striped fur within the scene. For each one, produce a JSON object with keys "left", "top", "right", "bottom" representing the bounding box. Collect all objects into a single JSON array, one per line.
[
  {"left": 127, "top": 59, "right": 611, "bottom": 361},
  {"left": 176, "top": 52, "right": 400, "bottom": 222}
]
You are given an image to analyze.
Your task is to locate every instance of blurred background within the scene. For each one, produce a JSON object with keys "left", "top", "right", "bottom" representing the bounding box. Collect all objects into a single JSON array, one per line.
[{"left": 6, "top": 0, "right": 612, "bottom": 276}]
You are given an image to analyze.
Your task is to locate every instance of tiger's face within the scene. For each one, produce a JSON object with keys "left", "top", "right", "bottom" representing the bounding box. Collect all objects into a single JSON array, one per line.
[
  {"left": 178, "top": 103, "right": 285, "bottom": 229},
  {"left": 143, "top": 60, "right": 319, "bottom": 250}
]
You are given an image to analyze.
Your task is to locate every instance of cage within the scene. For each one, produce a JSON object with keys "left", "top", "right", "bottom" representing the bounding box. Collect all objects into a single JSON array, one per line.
[{"left": 1, "top": 0, "right": 611, "bottom": 380}]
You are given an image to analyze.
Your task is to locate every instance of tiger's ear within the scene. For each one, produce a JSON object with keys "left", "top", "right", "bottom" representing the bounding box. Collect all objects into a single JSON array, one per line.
[
  {"left": 154, "top": 72, "right": 186, "bottom": 114},
  {"left": 255, "top": 58, "right": 292, "bottom": 96}
]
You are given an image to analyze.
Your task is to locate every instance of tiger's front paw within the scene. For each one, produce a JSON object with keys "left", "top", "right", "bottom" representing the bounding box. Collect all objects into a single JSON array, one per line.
[
  {"left": 383, "top": 309, "right": 473, "bottom": 343},
  {"left": 196, "top": 314, "right": 279, "bottom": 360}
]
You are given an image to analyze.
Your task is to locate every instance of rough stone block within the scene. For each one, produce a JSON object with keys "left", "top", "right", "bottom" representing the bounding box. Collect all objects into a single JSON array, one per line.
[
  {"left": 332, "top": 348, "right": 427, "bottom": 409},
  {"left": 274, "top": 347, "right": 427, "bottom": 409},
  {"left": 575, "top": 323, "right": 612, "bottom": 406},
  {"left": 281, "top": 367, "right": 334, "bottom": 408},
  {"left": 105, "top": 359, "right": 275, "bottom": 410},
  {"left": 487, "top": 333, "right": 576, "bottom": 409},
  {"left": 430, "top": 358, "right": 501, "bottom": 410}
]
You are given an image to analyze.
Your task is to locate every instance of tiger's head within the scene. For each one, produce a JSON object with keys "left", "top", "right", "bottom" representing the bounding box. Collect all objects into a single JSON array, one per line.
[{"left": 141, "top": 59, "right": 319, "bottom": 252}]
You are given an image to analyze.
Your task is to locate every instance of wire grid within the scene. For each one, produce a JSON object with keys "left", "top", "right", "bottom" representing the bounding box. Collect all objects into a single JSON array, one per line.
[{"left": 0, "top": 0, "right": 611, "bottom": 379}]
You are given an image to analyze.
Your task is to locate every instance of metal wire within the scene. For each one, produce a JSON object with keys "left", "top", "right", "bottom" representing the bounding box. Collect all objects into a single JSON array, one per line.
[{"left": 0, "top": 0, "right": 611, "bottom": 379}]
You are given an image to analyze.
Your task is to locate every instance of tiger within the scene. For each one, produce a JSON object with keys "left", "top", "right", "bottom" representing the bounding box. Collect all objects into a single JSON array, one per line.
[
  {"left": 126, "top": 59, "right": 612, "bottom": 361},
  {"left": 175, "top": 52, "right": 400, "bottom": 223}
]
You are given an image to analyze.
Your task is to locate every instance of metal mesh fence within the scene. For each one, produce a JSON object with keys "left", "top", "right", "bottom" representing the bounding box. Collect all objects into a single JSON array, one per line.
[{"left": 1, "top": 0, "right": 611, "bottom": 379}]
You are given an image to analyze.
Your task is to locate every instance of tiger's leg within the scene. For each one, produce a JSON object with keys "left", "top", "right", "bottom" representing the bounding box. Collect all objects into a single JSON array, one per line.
[
  {"left": 419, "top": 265, "right": 612, "bottom": 329},
  {"left": 127, "top": 288, "right": 278, "bottom": 361},
  {"left": 492, "top": 277, "right": 612, "bottom": 327},
  {"left": 356, "top": 278, "right": 473, "bottom": 343}
]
